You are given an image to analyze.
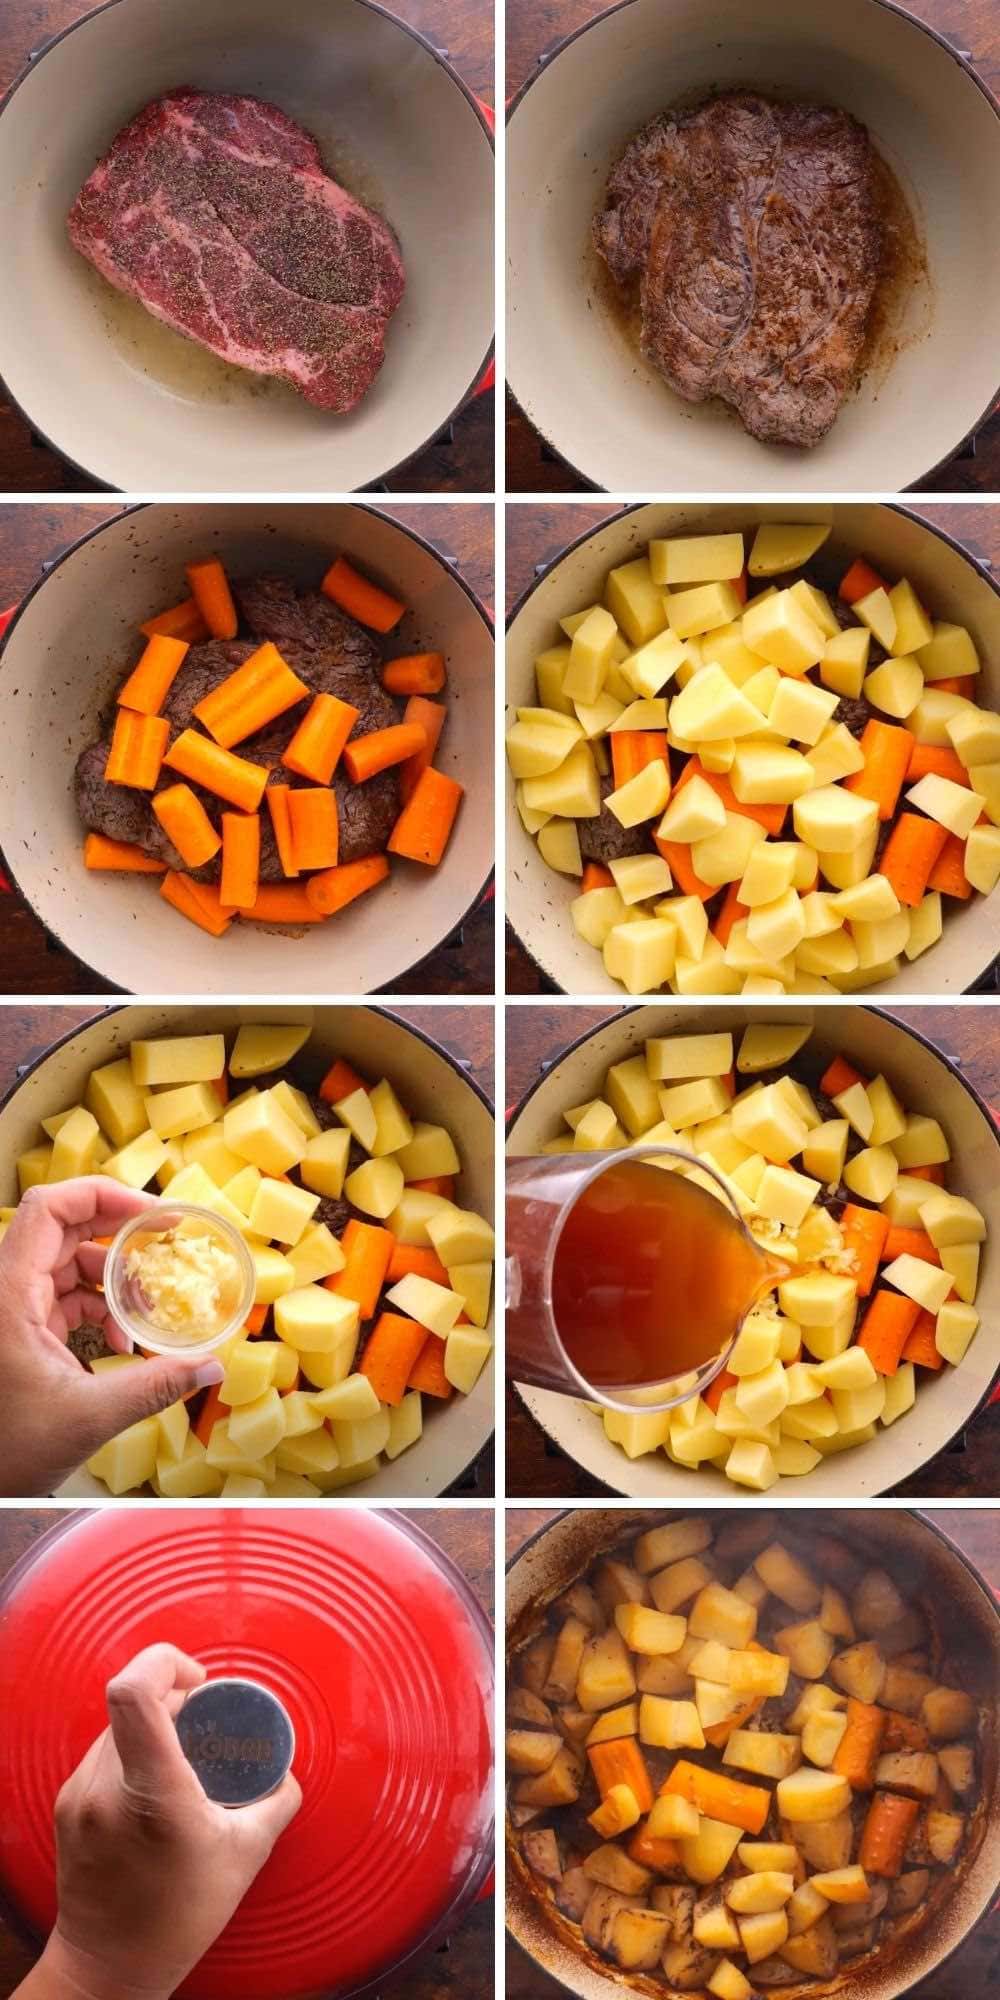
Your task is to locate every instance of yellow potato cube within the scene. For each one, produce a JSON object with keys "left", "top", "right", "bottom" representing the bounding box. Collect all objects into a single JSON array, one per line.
[
  {"left": 820, "top": 626, "right": 870, "bottom": 698},
  {"left": 506, "top": 715, "right": 582, "bottom": 780},
  {"left": 277, "top": 1390, "right": 324, "bottom": 1438},
  {"left": 964, "top": 823, "right": 1000, "bottom": 894},
  {"left": 742, "top": 588, "right": 826, "bottom": 676},
  {"left": 228, "top": 1024, "right": 310, "bottom": 1077},
  {"left": 731, "top": 1083, "right": 809, "bottom": 1164},
  {"left": 309, "top": 1372, "right": 382, "bottom": 1422},
  {"left": 563, "top": 606, "right": 616, "bottom": 704},
  {"left": 608, "top": 854, "right": 673, "bottom": 905},
  {"left": 203, "top": 1418, "right": 276, "bottom": 1481},
  {"left": 344, "top": 1157, "right": 405, "bottom": 1221},
  {"left": 537, "top": 819, "right": 583, "bottom": 875},
  {"left": 829, "top": 1379, "right": 885, "bottom": 1431},
  {"left": 653, "top": 532, "right": 744, "bottom": 586},
  {"left": 275, "top": 1284, "right": 360, "bottom": 1356},
  {"left": 681, "top": 1816, "right": 744, "bottom": 1884},
  {"left": 615, "top": 1604, "right": 687, "bottom": 1654},
  {"left": 734, "top": 1360, "right": 789, "bottom": 1429},
  {"left": 605, "top": 759, "right": 670, "bottom": 830},
  {"left": 768, "top": 677, "right": 839, "bottom": 745},
  {"left": 806, "top": 725, "right": 867, "bottom": 788},
  {"left": 889, "top": 579, "right": 933, "bottom": 654},
  {"left": 145, "top": 1080, "right": 221, "bottom": 1141},
  {"left": 639, "top": 1695, "right": 705, "bottom": 1749},
  {"left": 424, "top": 1208, "right": 494, "bottom": 1267},
  {"left": 738, "top": 845, "right": 797, "bottom": 909},
  {"left": 935, "top": 1299, "right": 980, "bottom": 1364},
  {"left": 728, "top": 1317, "right": 782, "bottom": 1377},
  {"left": 333, "top": 1086, "right": 377, "bottom": 1154},
  {"left": 252, "top": 1246, "right": 297, "bottom": 1304},
  {"left": 832, "top": 1081, "right": 874, "bottom": 1140},
  {"left": 275, "top": 1427, "right": 339, "bottom": 1478},
  {"left": 570, "top": 884, "right": 627, "bottom": 948},
  {"left": 446, "top": 1260, "right": 492, "bottom": 1328},
  {"left": 286, "top": 1222, "right": 346, "bottom": 1287},
  {"left": 605, "top": 918, "right": 677, "bottom": 994},
  {"left": 220, "top": 1339, "right": 281, "bottom": 1407},
  {"left": 883, "top": 1253, "right": 953, "bottom": 1315},
  {"left": 670, "top": 664, "right": 767, "bottom": 742},
  {"left": 46, "top": 1105, "right": 103, "bottom": 1180},
  {"left": 228, "top": 1387, "right": 286, "bottom": 1459},
  {"left": 130, "top": 1034, "right": 226, "bottom": 1087},
  {"left": 967, "top": 760, "right": 1000, "bottom": 826},
  {"left": 332, "top": 1407, "right": 391, "bottom": 1467},
  {"left": 812, "top": 1348, "right": 877, "bottom": 1394},
  {"left": 101, "top": 1128, "right": 168, "bottom": 1189},
  {"left": 788, "top": 580, "right": 838, "bottom": 640},
  {"left": 657, "top": 774, "right": 727, "bottom": 845},
  {"left": 726, "top": 1872, "right": 795, "bottom": 1915},
  {"left": 570, "top": 1099, "right": 623, "bottom": 1150},
  {"left": 267, "top": 1081, "right": 321, "bottom": 1142},
  {"left": 794, "top": 786, "right": 878, "bottom": 854},
  {"left": 881, "top": 1362, "right": 916, "bottom": 1426},
  {"left": 778, "top": 1273, "right": 857, "bottom": 1326},
  {"left": 534, "top": 643, "right": 573, "bottom": 714},
  {"left": 645, "top": 1032, "right": 732, "bottom": 1081},
  {"left": 946, "top": 706, "right": 1000, "bottom": 768},
  {"left": 604, "top": 1057, "right": 663, "bottom": 1135},
  {"left": 387, "top": 1188, "right": 455, "bottom": 1245},
  {"left": 655, "top": 1077, "right": 730, "bottom": 1130},
  {"left": 153, "top": 1397, "right": 190, "bottom": 1464},
  {"left": 939, "top": 1241, "right": 980, "bottom": 1302},
  {"left": 248, "top": 1177, "right": 320, "bottom": 1245},
  {"left": 443, "top": 1324, "right": 492, "bottom": 1392},
  {"left": 747, "top": 523, "right": 830, "bottom": 576},
  {"left": 756, "top": 1163, "right": 822, "bottom": 1228},
  {"left": 776, "top": 1768, "right": 851, "bottom": 1822},
  {"left": 649, "top": 1793, "right": 701, "bottom": 1840},
  {"left": 224, "top": 1091, "right": 308, "bottom": 1174},
  {"left": 731, "top": 745, "right": 814, "bottom": 805},
  {"left": 864, "top": 656, "right": 924, "bottom": 719},
  {"left": 223, "top": 1164, "right": 262, "bottom": 1215},
  {"left": 86, "top": 1058, "right": 148, "bottom": 1148},
  {"left": 905, "top": 773, "right": 986, "bottom": 841},
  {"left": 621, "top": 628, "right": 689, "bottom": 698},
  {"left": 605, "top": 557, "right": 668, "bottom": 646},
  {"left": 802, "top": 1710, "right": 850, "bottom": 1768},
  {"left": 918, "top": 620, "right": 980, "bottom": 682},
  {"left": 781, "top": 1398, "right": 840, "bottom": 1440},
  {"left": 395, "top": 1122, "right": 461, "bottom": 1183},
  {"left": 157, "top": 1437, "right": 225, "bottom": 1498},
  {"left": 87, "top": 1416, "right": 159, "bottom": 1495},
  {"left": 802, "top": 1120, "right": 849, "bottom": 1184},
  {"left": 522, "top": 740, "right": 601, "bottom": 819},
  {"left": 854, "top": 587, "right": 897, "bottom": 652},
  {"left": 666, "top": 579, "right": 743, "bottom": 641},
  {"left": 383, "top": 1273, "right": 463, "bottom": 1338},
  {"left": 182, "top": 1121, "right": 247, "bottom": 1186},
  {"left": 299, "top": 1127, "right": 351, "bottom": 1198},
  {"left": 610, "top": 697, "right": 669, "bottom": 732},
  {"left": 693, "top": 813, "right": 766, "bottom": 888},
  {"left": 843, "top": 1145, "right": 898, "bottom": 1204},
  {"left": 746, "top": 890, "right": 806, "bottom": 962}
]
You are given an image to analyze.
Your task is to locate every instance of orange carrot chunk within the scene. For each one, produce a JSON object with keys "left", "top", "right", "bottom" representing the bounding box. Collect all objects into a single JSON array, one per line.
[
  {"left": 382, "top": 652, "right": 446, "bottom": 696},
  {"left": 104, "top": 710, "right": 171, "bottom": 791},
  {"left": 388, "top": 766, "right": 464, "bottom": 867},
  {"left": 581, "top": 861, "right": 614, "bottom": 893},
  {"left": 654, "top": 836, "right": 716, "bottom": 903},
  {"left": 660, "top": 1760, "right": 769, "bottom": 1835},
  {"left": 856, "top": 1289, "right": 920, "bottom": 1376},
  {"left": 928, "top": 832, "right": 973, "bottom": 901},
  {"left": 265, "top": 784, "right": 299, "bottom": 878},
  {"left": 193, "top": 1382, "right": 227, "bottom": 1446},
  {"left": 219, "top": 812, "right": 260, "bottom": 911},
  {"left": 713, "top": 882, "right": 749, "bottom": 948},
  {"left": 185, "top": 557, "right": 238, "bottom": 640},
  {"left": 882, "top": 1710, "right": 931, "bottom": 1751},
  {"left": 588, "top": 1739, "right": 655, "bottom": 1813},
  {"left": 343, "top": 722, "right": 427, "bottom": 785},
  {"left": 610, "top": 731, "right": 669, "bottom": 790},
  {"left": 244, "top": 1302, "right": 270, "bottom": 1336},
  {"left": 118, "top": 634, "right": 189, "bottom": 716},
  {"left": 906, "top": 743, "right": 970, "bottom": 786},
  {"left": 839, "top": 1204, "right": 889, "bottom": 1299},
  {"left": 820, "top": 1055, "right": 866, "bottom": 1096},
  {"left": 241, "top": 883, "right": 327, "bottom": 924},
  {"left": 194, "top": 642, "right": 310, "bottom": 750},
  {"left": 879, "top": 812, "right": 949, "bottom": 908},
  {"left": 627, "top": 1825, "right": 681, "bottom": 1872},
  {"left": 152, "top": 783, "right": 222, "bottom": 870},
  {"left": 399, "top": 696, "right": 446, "bottom": 804},
  {"left": 288, "top": 787, "right": 339, "bottom": 872},
  {"left": 882, "top": 1226, "right": 941, "bottom": 1266},
  {"left": 832, "top": 1699, "right": 886, "bottom": 1790},
  {"left": 407, "top": 1333, "right": 454, "bottom": 1399},
  {"left": 281, "top": 693, "right": 359, "bottom": 785},
  {"left": 83, "top": 834, "right": 167, "bottom": 874},
  {"left": 164, "top": 730, "right": 269, "bottom": 813},
  {"left": 844, "top": 720, "right": 915, "bottom": 822},
  {"left": 140, "top": 597, "right": 209, "bottom": 645},
  {"left": 409, "top": 1175, "right": 456, "bottom": 1199},
  {"left": 321, "top": 556, "right": 405, "bottom": 633},
  {"left": 304, "top": 853, "right": 391, "bottom": 917},
  {"left": 386, "top": 1241, "right": 450, "bottom": 1286},
  {"left": 839, "top": 558, "right": 887, "bottom": 604},
  {"left": 358, "top": 1310, "right": 429, "bottom": 1406},
  {"left": 928, "top": 674, "right": 975, "bottom": 698},
  {"left": 160, "top": 871, "right": 233, "bottom": 938},
  {"left": 703, "top": 1368, "right": 738, "bottom": 1414},
  {"left": 319, "top": 1058, "right": 368, "bottom": 1105},
  {"left": 327, "top": 1219, "right": 394, "bottom": 1320},
  {"left": 902, "top": 1308, "right": 946, "bottom": 1370},
  {"left": 858, "top": 1792, "right": 920, "bottom": 1877},
  {"left": 907, "top": 1163, "right": 946, "bottom": 1184}
]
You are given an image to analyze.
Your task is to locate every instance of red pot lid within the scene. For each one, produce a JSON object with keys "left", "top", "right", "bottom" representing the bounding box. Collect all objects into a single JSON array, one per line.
[{"left": 0, "top": 1508, "right": 493, "bottom": 2000}]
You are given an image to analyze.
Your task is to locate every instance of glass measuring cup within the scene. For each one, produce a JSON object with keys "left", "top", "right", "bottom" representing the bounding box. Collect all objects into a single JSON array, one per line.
[
  {"left": 103, "top": 1203, "right": 256, "bottom": 1357},
  {"left": 506, "top": 1143, "right": 789, "bottom": 1413}
]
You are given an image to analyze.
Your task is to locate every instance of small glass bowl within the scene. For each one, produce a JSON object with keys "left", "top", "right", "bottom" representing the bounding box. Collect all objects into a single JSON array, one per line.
[{"left": 103, "top": 1204, "right": 256, "bottom": 1358}]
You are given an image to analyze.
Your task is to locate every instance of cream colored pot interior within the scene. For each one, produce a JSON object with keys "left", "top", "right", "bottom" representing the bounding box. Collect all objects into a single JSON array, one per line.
[
  {"left": 506, "top": 1507, "right": 1000, "bottom": 2000},
  {"left": 506, "top": 502, "right": 1000, "bottom": 997},
  {"left": 0, "top": 1003, "right": 494, "bottom": 1499},
  {"left": 507, "top": 0, "right": 1000, "bottom": 493},
  {"left": 0, "top": 503, "right": 493, "bottom": 994},
  {"left": 0, "top": 0, "right": 493, "bottom": 492},
  {"left": 507, "top": 1003, "right": 999, "bottom": 1498}
]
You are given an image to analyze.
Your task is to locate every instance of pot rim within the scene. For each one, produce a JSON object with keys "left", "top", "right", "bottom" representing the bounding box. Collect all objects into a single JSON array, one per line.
[
  {"left": 505, "top": 1000, "right": 1000, "bottom": 1494},
  {"left": 505, "top": 500, "right": 1000, "bottom": 994},
  {"left": 504, "top": 1503, "right": 1000, "bottom": 2000},
  {"left": 0, "top": 0, "right": 495, "bottom": 496},
  {"left": 504, "top": 0, "right": 1000, "bottom": 494},
  {"left": 0, "top": 502, "right": 495, "bottom": 996},
  {"left": 0, "top": 1001, "right": 496, "bottom": 1498}
]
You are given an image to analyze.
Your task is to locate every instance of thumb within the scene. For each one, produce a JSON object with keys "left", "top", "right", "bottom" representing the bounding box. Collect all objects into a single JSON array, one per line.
[
  {"left": 239, "top": 1769, "right": 303, "bottom": 1861},
  {"left": 78, "top": 1354, "right": 225, "bottom": 1457}
]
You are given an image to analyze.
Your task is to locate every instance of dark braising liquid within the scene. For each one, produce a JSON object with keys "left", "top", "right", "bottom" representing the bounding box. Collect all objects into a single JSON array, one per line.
[{"left": 551, "top": 1157, "right": 786, "bottom": 1390}]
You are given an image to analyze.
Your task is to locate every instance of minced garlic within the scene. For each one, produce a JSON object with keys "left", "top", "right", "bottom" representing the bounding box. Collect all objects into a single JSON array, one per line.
[{"left": 125, "top": 1229, "right": 239, "bottom": 1337}]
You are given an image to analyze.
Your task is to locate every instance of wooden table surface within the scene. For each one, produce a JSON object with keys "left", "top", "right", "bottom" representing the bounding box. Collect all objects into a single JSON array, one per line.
[
  {"left": 0, "top": 1504, "right": 495, "bottom": 2000},
  {"left": 0, "top": 1001, "right": 495, "bottom": 1493},
  {"left": 504, "top": 1505, "right": 998, "bottom": 2000},
  {"left": 0, "top": 501, "right": 496, "bottom": 996},
  {"left": 504, "top": 1002, "right": 1000, "bottom": 1499},
  {"left": 505, "top": 499, "right": 1000, "bottom": 994},
  {"left": 504, "top": 0, "right": 1000, "bottom": 495},
  {"left": 0, "top": 0, "right": 494, "bottom": 497}
]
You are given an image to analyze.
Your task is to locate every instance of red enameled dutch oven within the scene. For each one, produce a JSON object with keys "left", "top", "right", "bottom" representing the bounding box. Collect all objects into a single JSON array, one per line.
[{"left": 0, "top": 1507, "right": 494, "bottom": 1999}]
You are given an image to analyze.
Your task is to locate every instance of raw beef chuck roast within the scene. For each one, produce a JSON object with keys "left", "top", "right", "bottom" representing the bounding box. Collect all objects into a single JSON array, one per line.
[
  {"left": 75, "top": 741, "right": 158, "bottom": 851},
  {"left": 67, "top": 90, "right": 405, "bottom": 412},
  {"left": 595, "top": 92, "right": 882, "bottom": 448}
]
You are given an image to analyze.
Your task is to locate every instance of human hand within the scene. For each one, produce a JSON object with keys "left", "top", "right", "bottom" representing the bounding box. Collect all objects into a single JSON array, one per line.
[
  {"left": 0, "top": 1179, "right": 225, "bottom": 1497},
  {"left": 28, "top": 1644, "right": 300, "bottom": 2000}
]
